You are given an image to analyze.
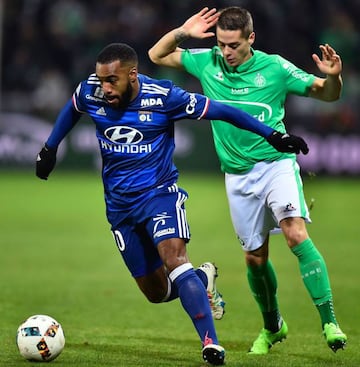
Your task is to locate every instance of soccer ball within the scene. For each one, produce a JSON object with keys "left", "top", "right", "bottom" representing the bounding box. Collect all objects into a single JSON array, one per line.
[{"left": 16, "top": 314, "right": 65, "bottom": 362}]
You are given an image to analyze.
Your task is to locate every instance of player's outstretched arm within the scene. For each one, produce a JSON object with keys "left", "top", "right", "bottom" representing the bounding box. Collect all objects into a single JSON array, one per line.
[
  {"left": 148, "top": 7, "right": 219, "bottom": 68},
  {"left": 205, "top": 100, "right": 309, "bottom": 155},
  {"left": 310, "top": 44, "right": 343, "bottom": 101},
  {"left": 36, "top": 99, "right": 82, "bottom": 180}
]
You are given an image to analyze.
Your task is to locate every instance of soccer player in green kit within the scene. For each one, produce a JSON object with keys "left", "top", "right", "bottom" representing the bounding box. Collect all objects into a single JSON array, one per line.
[{"left": 149, "top": 6, "right": 347, "bottom": 355}]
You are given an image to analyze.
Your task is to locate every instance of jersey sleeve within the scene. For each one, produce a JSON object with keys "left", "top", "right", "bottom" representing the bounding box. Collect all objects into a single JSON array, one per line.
[
  {"left": 181, "top": 48, "right": 212, "bottom": 79},
  {"left": 46, "top": 99, "right": 82, "bottom": 148},
  {"left": 276, "top": 55, "right": 316, "bottom": 96},
  {"left": 46, "top": 79, "right": 91, "bottom": 148},
  {"left": 164, "top": 84, "right": 210, "bottom": 121},
  {"left": 72, "top": 81, "right": 88, "bottom": 113}
]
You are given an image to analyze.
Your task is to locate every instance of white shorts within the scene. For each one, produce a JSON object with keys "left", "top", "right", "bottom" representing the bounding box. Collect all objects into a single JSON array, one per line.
[{"left": 225, "top": 158, "right": 310, "bottom": 251}]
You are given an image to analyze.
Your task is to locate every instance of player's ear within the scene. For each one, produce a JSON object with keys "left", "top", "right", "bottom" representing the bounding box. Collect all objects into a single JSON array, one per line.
[
  {"left": 248, "top": 31, "right": 255, "bottom": 46},
  {"left": 129, "top": 67, "right": 138, "bottom": 83}
]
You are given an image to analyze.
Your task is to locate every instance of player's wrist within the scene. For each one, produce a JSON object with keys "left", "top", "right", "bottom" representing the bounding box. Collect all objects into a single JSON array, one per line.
[
  {"left": 326, "top": 73, "right": 342, "bottom": 81},
  {"left": 174, "top": 28, "right": 191, "bottom": 44},
  {"left": 44, "top": 143, "right": 58, "bottom": 152}
]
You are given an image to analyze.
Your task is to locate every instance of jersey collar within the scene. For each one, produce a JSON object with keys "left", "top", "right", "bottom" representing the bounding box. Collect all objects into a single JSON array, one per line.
[{"left": 222, "top": 48, "right": 256, "bottom": 74}]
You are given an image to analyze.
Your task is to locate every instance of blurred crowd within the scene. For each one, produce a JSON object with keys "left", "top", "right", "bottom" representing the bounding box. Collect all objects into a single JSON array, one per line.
[{"left": 1, "top": 0, "right": 359, "bottom": 132}]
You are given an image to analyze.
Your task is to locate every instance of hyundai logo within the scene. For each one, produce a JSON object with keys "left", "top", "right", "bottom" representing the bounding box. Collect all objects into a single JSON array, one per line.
[{"left": 104, "top": 126, "right": 143, "bottom": 144}]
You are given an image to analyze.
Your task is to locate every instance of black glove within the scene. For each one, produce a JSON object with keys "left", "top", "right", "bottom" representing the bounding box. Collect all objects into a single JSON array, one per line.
[
  {"left": 267, "top": 131, "right": 309, "bottom": 155},
  {"left": 36, "top": 144, "right": 57, "bottom": 180}
]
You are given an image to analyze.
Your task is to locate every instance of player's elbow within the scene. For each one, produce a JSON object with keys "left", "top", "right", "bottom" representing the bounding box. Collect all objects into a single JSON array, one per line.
[
  {"left": 148, "top": 48, "right": 161, "bottom": 65},
  {"left": 148, "top": 48, "right": 183, "bottom": 69}
]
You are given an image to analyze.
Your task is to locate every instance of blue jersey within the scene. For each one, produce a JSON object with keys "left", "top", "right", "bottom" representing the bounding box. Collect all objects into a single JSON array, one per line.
[{"left": 71, "top": 73, "right": 210, "bottom": 214}]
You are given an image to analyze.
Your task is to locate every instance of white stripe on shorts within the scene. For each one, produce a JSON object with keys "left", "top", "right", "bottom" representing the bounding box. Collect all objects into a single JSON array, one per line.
[{"left": 175, "top": 191, "right": 189, "bottom": 239}]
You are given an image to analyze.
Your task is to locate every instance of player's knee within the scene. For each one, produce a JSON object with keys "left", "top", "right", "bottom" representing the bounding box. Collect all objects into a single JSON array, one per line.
[
  {"left": 245, "top": 253, "right": 266, "bottom": 267},
  {"left": 285, "top": 229, "right": 308, "bottom": 247},
  {"left": 245, "top": 245, "right": 268, "bottom": 267},
  {"left": 136, "top": 270, "right": 169, "bottom": 303},
  {"left": 142, "top": 289, "right": 167, "bottom": 303},
  {"left": 280, "top": 218, "right": 308, "bottom": 247}
]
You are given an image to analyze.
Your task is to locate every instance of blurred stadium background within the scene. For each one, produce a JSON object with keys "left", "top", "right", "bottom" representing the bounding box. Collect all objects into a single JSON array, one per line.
[{"left": 0, "top": 0, "right": 359, "bottom": 174}]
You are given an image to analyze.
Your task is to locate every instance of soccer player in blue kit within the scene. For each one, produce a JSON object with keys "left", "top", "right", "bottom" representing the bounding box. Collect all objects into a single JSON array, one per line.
[{"left": 35, "top": 43, "right": 309, "bottom": 365}]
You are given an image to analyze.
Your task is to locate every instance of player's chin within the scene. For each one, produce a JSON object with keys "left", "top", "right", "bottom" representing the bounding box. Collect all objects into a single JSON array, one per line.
[
  {"left": 225, "top": 59, "right": 237, "bottom": 66},
  {"left": 106, "top": 97, "right": 120, "bottom": 107}
]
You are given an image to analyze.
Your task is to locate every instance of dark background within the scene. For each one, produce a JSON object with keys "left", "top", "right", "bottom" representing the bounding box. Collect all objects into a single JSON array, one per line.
[{"left": 1, "top": 0, "right": 359, "bottom": 174}]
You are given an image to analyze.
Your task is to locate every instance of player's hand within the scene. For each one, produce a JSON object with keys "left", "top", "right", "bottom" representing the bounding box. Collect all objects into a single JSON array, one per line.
[
  {"left": 312, "top": 44, "right": 342, "bottom": 76},
  {"left": 36, "top": 144, "right": 57, "bottom": 180},
  {"left": 267, "top": 131, "right": 309, "bottom": 155},
  {"left": 181, "top": 7, "right": 219, "bottom": 39}
]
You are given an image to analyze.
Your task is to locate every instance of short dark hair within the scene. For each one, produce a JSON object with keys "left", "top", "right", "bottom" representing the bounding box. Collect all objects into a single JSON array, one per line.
[
  {"left": 217, "top": 7, "right": 253, "bottom": 38},
  {"left": 96, "top": 43, "right": 138, "bottom": 66}
]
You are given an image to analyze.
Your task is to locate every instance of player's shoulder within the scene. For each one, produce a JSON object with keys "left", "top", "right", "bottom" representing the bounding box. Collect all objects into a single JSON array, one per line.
[
  {"left": 73, "top": 73, "right": 105, "bottom": 103},
  {"left": 78, "top": 73, "right": 101, "bottom": 90},
  {"left": 253, "top": 49, "right": 282, "bottom": 62},
  {"left": 138, "top": 73, "right": 174, "bottom": 97},
  {"left": 186, "top": 47, "right": 212, "bottom": 56},
  {"left": 253, "top": 50, "right": 291, "bottom": 70},
  {"left": 85, "top": 73, "right": 101, "bottom": 85},
  {"left": 137, "top": 73, "right": 193, "bottom": 112},
  {"left": 183, "top": 47, "right": 214, "bottom": 62}
]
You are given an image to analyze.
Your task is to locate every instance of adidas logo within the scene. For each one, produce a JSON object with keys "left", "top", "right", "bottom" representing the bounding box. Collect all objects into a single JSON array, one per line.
[{"left": 96, "top": 107, "right": 107, "bottom": 116}]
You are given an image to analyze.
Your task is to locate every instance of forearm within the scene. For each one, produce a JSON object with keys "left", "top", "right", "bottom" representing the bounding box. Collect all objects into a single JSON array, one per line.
[
  {"left": 149, "top": 7, "right": 218, "bottom": 67},
  {"left": 205, "top": 100, "right": 273, "bottom": 138},
  {"left": 46, "top": 99, "right": 82, "bottom": 148},
  {"left": 322, "top": 74, "right": 343, "bottom": 101},
  {"left": 310, "top": 75, "right": 343, "bottom": 101},
  {"left": 148, "top": 27, "right": 186, "bottom": 67}
]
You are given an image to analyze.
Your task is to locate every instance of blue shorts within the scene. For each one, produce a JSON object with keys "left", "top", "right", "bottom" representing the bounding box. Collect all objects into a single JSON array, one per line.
[{"left": 109, "top": 183, "right": 190, "bottom": 277}]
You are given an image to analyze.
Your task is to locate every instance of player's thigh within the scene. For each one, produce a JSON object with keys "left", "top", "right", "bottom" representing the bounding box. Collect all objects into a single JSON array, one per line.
[
  {"left": 157, "top": 237, "right": 189, "bottom": 272},
  {"left": 111, "top": 222, "right": 163, "bottom": 278},
  {"left": 225, "top": 172, "right": 271, "bottom": 250},
  {"left": 144, "top": 185, "right": 191, "bottom": 245},
  {"left": 267, "top": 159, "right": 310, "bottom": 223}
]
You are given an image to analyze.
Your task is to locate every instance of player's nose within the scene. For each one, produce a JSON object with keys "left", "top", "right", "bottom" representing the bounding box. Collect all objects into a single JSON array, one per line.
[
  {"left": 223, "top": 45, "right": 233, "bottom": 55},
  {"left": 101, "top": 82, "right": 113, "bottom": 95}
]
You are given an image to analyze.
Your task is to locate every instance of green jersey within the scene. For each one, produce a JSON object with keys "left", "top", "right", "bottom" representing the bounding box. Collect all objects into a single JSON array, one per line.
[{"left": 181, "top": 47, "right": 315, "bottom": 173}]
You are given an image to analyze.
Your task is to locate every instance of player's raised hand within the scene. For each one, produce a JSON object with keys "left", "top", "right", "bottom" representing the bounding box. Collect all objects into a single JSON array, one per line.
[
  {"left": 36, "top": 144, "right": 57, "bottom": 180},
  {"left": 312, "top": 44, "right": 342, "bottom": 76},
  {"left": 181, "top": 7, "right": 220, "bottom": 39},
  {"left": 267, "top": 131, "right": 309, "bottom": 155}
]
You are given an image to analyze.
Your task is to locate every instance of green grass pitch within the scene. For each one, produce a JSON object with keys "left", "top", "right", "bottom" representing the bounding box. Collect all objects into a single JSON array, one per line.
[{"left": 1, "top": 170, "right": 359, "bottom": 366}]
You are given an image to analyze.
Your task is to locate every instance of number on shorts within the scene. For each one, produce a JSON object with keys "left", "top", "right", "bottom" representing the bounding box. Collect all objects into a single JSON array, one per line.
[{"left": 112, "top": 230, "right": 125, "bottom": 252}]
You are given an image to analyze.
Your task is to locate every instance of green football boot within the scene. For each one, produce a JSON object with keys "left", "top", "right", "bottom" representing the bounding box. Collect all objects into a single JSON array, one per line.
[
  {"left": 323, "top": 323, "right": 347, "bottom": 352},
  {"left": 248, "top": 320, "right": 288, "bottom": 355}
]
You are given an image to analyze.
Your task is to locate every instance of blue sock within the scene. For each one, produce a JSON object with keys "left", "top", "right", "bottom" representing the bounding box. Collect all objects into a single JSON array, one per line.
[
  {"left": 195, "top": 268, "right": 208, "bottom": 288},
  {"left": 171, "top": 266, "right": 218, "bottom": 346},
  {"left": 164, "top": 268, "right": 208, "bottom": 302}
]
